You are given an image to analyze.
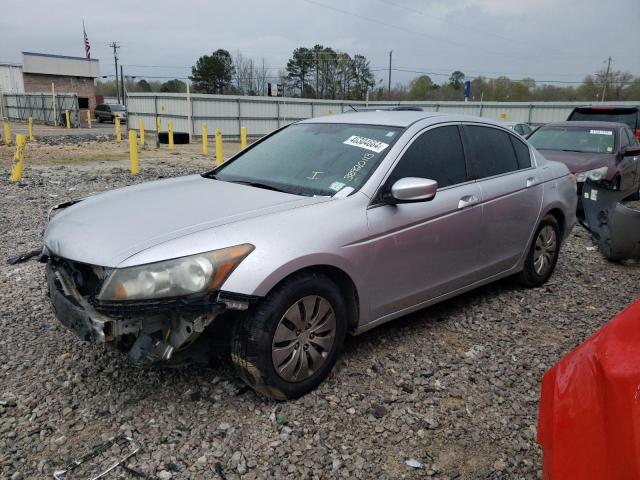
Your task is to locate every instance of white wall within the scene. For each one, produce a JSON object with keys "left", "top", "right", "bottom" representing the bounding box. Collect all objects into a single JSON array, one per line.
[
  {"left": 0, "top": 64, "right": 25, "bottom": 94},
  {"left": 22, "top": 52, "right": 99, "bottom": 78}
]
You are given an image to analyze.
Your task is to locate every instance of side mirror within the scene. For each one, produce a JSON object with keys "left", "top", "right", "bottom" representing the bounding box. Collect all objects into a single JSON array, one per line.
[
  {"left": 622, "top": 146, "right": 640, "bottom": 157},
  {"left": 388, "top": 177, "right": 438, "bottom": 204}
]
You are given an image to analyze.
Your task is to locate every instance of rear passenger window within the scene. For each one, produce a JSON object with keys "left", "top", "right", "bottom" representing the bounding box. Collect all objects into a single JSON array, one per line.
[
  {"left": 510, "top": 136, "right": 531, "bottom": 169},
  {"left": 465, "top": 126, "right": 519, "bottom": 178},
  {"left": 389, "top": 126, "right": 467, "bottom": 188}
]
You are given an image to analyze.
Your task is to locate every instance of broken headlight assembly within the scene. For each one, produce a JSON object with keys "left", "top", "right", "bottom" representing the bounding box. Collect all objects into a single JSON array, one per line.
[
  {"left": 576, "top": 167, "right": 607, "bottom": 183},
  {"left": 97, "top": 244, "right": 254, "bottom": 301}
]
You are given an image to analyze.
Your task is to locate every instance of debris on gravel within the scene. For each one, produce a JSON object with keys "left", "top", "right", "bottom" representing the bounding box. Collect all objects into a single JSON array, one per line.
[
  {"left": 34, "top": 134, "right": 116, "bottom": 145},
  {"left": 1, "top": 160, "right": 638, "bottom": 479}
]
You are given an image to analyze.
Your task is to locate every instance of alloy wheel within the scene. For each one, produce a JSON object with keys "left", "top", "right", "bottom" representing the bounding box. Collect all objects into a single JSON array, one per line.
[
  {"left": 533, "top": 225, "right": 557, "bottom": 276},
  {"left": 271, "top": 295, "right": 337, "bottom": 382}
]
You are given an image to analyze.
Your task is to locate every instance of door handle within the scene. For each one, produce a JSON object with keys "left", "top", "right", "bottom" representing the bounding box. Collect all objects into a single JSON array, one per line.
[
  {"left": 526, "top": 177, "right": 538, "bottom": 187},
  {"left": 458, "top": 195, "right": 479, "bottom": 209}
]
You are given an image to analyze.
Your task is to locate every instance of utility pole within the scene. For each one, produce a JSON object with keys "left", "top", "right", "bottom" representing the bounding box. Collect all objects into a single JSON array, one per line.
[
  {"left": 315, "top": 51, "right": 319, "bottom": 99},
  {"left": 120, "top": 65, "right": 125, "bottom": 106},
  {"left": 601, "top": 56, "right": 612, "bottom": 102},
  {"left": 388, "top": 50, "right": 393, "bottom": 93},
  {"left": 109, "top": 41, "right": 120, "bottom": 103}
]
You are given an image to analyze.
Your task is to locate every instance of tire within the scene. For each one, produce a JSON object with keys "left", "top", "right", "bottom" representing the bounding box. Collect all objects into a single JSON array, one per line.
[
  {"left": 97, "top": 116, "right": 103, "bottom": 123},
  {"left": 231, "top": 272, "right": 347, "bottom": 400},
  {"left": 517, "top": 215, "right": 561, "bottom": 288},
  {"left": 158, "top": 132, "right": 190, "bottom": 144}
]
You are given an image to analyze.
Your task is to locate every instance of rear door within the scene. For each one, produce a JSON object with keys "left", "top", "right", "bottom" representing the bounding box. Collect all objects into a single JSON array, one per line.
[
  {"left": 366, "top": 124, "right": 483, "bottom": 320},
  {"left": 461, "top": 124, "right": 543, "bottom": 277}
]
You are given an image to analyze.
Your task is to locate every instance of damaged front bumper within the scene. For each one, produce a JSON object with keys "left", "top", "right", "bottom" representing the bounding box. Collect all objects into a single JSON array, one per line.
[
  {"left": 582, "top": 180, "right": 640, "bottom": 261},
  {"left": 45, "top": 258, "right": 257, "bottom": 366}
]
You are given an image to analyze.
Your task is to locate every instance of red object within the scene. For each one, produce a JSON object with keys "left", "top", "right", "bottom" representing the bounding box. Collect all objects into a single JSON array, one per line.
[
  {"left": 537, "top": 301, "right": 640, "bottom": 480},
  {"left": 635, "top": 129, "right": 640, "bottom": 141}
]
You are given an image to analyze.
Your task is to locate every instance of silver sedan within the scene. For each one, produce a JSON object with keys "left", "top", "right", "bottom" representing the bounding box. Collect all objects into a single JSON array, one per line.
[{"left": 43, "top": 111, "right": 577, "bottom": 399}]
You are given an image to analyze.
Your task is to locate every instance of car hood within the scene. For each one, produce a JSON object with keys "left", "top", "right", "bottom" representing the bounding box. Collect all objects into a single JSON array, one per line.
[
  {"left": 537, "top": 150, "right": 616, "bottom": 176},
  {"left": 44, "top": 175, "right": 328, "bottom": 267}
]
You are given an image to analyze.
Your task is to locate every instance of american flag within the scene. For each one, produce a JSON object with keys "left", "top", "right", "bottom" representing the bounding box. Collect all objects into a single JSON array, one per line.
[{"left": 83, "top": 20, "right": 90, "bottom": 59}]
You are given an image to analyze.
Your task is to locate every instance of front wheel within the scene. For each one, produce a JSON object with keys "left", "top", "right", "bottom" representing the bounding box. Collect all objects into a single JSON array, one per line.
[
  {"left": 517, "top": 215, "right": 561, "bottom": 288},
  {"left": 231, "top": 272, "right": 347, "bottom": 399}
]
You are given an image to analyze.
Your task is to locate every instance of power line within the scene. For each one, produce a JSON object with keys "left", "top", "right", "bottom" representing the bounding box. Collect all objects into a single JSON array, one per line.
[{"left": 372, "top": 0, "right": 608, "bottom": 61}]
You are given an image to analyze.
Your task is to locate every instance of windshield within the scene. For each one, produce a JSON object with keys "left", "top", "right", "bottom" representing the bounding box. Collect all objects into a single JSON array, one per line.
[
  {"left": 213, "top": 123, "right": 402, "bottom": 196},
  {"left": 110, "top": 104, "right": 126, "bottom": 111},
  {"left": 528, "top": 126, "right": 615, "bottom": 154}
]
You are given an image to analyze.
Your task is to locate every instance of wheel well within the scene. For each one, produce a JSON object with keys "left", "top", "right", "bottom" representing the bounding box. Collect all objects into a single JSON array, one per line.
[
  {"left": 267, "top": 266, "right": 360, "bottom": 331},
  {"left": 546, "top": 208, "right": 565, "bottom": 237}
]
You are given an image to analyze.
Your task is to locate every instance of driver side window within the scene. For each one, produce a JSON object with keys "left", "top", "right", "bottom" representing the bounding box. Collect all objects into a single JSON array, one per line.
[{"left": 388, "top": 125, "right": 468, "bottom": 188}]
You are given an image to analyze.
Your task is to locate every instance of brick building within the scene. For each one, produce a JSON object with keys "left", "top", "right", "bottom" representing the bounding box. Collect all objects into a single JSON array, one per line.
[{"left": 22, "top": 52, "right": 100, "bottom": 116}]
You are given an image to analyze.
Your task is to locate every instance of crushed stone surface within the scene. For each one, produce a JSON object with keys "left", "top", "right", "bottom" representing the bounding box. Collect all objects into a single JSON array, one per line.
[{"left": 1, "top": 162, "right": 639, "bottom": 479}]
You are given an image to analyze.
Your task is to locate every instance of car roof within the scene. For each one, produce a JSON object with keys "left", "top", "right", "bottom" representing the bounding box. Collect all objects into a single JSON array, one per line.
[
  {"left": 573, "top": 105, "right": 638, "bottom": 113},
  {"left": 298, "top": 111, "right": 508, "bottom": 128},
  {"left": 541, "top": 121, "right": 626, "bottom": 129}
]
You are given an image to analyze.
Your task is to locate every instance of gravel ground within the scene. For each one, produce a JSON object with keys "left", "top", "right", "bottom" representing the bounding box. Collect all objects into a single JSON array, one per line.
[{"left": 1, "top": 162, "right": 639, "bottom": 480}]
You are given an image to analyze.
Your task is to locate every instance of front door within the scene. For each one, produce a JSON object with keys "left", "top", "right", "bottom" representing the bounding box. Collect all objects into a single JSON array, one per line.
[{"left": 365, "top": 125, "right": 484, "bottom": 322}]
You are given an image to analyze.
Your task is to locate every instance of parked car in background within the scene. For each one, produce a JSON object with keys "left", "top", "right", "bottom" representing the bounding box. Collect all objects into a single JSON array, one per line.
[
  {"left": 567, "top": 105, "right": 640, "bottom": 141},
  {"left": 527, "top": 121, "right": 640, "bottom": 200},
  {"left": 43, "top": 112, "right": 577, "bottom": 399},
  {"left": 501, "top": 121, "right": 535, "bottom": 137},
  {"left": 94, "top": 104, "right": 127, "bottom": 123}
]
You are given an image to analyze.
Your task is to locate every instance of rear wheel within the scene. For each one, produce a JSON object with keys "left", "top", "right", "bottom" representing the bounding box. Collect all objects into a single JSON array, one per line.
[
  {"left": 517, "top": 215, "right": 561, "bottom": 288},
  {"left": 231, "top": 272, "right": 347, "bottom": 399}
]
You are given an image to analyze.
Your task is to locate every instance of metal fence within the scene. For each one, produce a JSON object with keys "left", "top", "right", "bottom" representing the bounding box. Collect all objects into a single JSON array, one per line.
[
  {"left": 125, "top": 92, "right": 639, "bottom": 139},
  {"left": 1, "top": 93, "right": 79, "bottom": 126}
]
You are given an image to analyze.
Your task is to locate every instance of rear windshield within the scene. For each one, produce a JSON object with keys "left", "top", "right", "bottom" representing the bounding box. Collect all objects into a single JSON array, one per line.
[
  {"left": 528, "top": 126, "right": 616, "bottom": 154},
  {"left": 568, "top": 110, "right": 637, "bottom": 130}
]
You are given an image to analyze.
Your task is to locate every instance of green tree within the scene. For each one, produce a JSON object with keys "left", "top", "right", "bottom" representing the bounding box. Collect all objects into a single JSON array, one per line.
[
  {"left": 160, "top": 79, "right": 187, "bottom": 93},
  {"left": 286, "top": 47, "right": 314, "bottom": 97},
  {"left": 351, "top": 54, "right": 375, "bottom": 100},
  {"left": 190, "top": 49, "right": 235, "bottom": 94},
  {"left": 449, "top": 71, "right": 465, "bottom": 90},
  {"left": 136, "top": 79, "right": 152, "bottom": 92},
  {"left": 408, "top": 75, "right": 435, "bottom": 99}
]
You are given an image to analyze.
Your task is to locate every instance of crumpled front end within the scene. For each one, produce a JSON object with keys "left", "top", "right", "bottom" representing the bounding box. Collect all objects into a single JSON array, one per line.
[
  {"left": 582, "top": 180, "right": 640, "bottom": 261},
  {"left": 45, "top": 255, "right": 254, "bottom": 366}
]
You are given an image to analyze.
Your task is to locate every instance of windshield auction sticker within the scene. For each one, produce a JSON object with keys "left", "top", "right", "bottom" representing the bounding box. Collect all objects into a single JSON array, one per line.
[
  {"left": 343, "top": 135, "right": 389, "bottom": 153},
  {"left": 589, "top": 130, "right": 613, "bottom": 135}
]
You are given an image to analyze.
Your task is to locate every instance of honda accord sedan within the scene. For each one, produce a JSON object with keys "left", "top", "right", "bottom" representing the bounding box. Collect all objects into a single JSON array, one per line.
[{"left": 43, "top": 112, "right": 577, "bottom": 399}]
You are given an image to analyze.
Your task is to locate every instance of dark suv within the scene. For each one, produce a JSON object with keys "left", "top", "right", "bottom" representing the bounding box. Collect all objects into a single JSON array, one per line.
[
  {"left": 567, "top": 106, "right": 640, "bottom": 141},
  {"left": 94, "top": 104, "right": 127, "bottom": 123}
]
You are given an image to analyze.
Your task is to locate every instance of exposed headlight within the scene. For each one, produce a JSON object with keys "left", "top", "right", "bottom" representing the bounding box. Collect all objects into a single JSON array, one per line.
[
  {"left": 576, "top": 167, "right": 607, "bottom": 183},
  {"left": 98, "top": 244, "right": 254, "bottom": 301}
]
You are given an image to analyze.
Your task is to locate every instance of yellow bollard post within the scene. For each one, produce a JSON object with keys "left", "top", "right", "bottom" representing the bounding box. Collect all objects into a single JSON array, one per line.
[
  {"left": 240, "top": 126, "right": 247, "bottom": 150},
  {"left": 215, "top": 129, "right": 223, "bottom": 166},
  {"left": 202, "top": 124, "right": 208, "bottom": 155},
  {"left": 87, "top": 110, "right": 91, "bottom": 129},
  {"left": 3, "top": 121, "right": 12, "bottom": 145},
  {"left": 156, "top": 117, "right": 161, "bottom": 134},
  {"left": 168, "top": 121, "right": 174, "bottom": 150},
  {"left": 139, "top": 118, "right": 145, "bottom": 146},
  {"left": 28, "top": 117, "right": 34, "bottom": 141},
  {"left": 65, "top": 110, "right": 71, "bottom": 129},
  {"left": 115, "top": 117, "right": 122, "bottom": 142},
  {"left": 129, "top": 130, "right": 139, "bottom": 175},
  {"left": 10, "top": 134, "right": 26, "bottom": 182}
]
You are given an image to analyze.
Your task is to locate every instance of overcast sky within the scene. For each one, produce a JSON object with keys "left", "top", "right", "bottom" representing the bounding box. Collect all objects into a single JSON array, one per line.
[{"left": 1, "top": 0, "right": 639, "bottom": 87}]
